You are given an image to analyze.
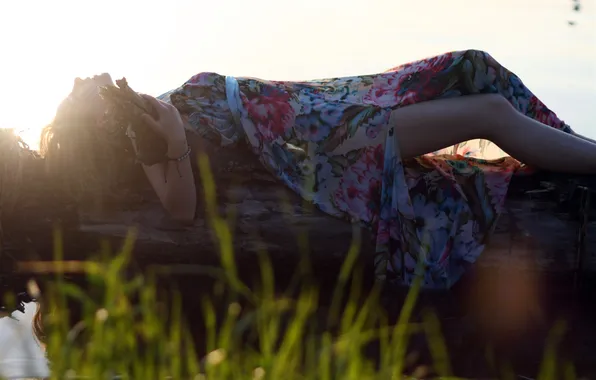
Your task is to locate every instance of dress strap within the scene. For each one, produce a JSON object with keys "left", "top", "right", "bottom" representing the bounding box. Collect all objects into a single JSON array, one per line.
[
  {"left": 225, "top": 76, "right": 260, "bottom": 148},
  {"left": 225, "top": 76, "right": 243, "bottom": 136}
]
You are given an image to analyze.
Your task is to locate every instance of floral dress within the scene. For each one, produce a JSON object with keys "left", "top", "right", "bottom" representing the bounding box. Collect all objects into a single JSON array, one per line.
[{"left": 158, "top": 49, "right": 572, "bottom": 290}]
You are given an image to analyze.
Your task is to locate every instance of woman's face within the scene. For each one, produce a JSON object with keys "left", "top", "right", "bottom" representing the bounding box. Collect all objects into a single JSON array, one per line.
[
  {"left": 74, "top": 73, "right": 114, "bottom": 96},
  {"left": 66, "top": 73, "right": 115, "bottom": 118}
]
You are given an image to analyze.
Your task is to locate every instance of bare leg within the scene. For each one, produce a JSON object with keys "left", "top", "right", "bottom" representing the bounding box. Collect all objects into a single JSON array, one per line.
[
  {"left": 571, "top": 130, "right": 596, "bottom": 145},
  {"left": 390, "top": 94, "right": 596, "bottom": 174}
]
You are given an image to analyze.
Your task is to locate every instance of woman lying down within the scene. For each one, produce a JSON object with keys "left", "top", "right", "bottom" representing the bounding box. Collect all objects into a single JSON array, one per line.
[{"left": 39, "top": 49, "right": 595, "bottom": 291}]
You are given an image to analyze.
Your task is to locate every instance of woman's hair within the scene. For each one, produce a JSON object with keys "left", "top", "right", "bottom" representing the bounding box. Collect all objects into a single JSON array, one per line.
[
  {"left": 0, "top": 130, "right": 38, "bottom": 218},
  {"left": 20, "top": 95, "right": 150, "bottom": 345},
  {"left": 0, "top": 90, "right": 173, "bottom": 347},
  {"left": 39, "top": 96, "right": 147, "bottom": 210}
]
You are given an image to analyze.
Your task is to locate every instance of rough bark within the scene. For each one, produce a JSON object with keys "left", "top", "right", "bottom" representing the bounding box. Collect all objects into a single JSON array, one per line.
[
  {"left": 75, "top": 183, "right": 596, "bottom": 272},
  {"left": 13, "top": 162, "right": 596, "bottom": 278}
]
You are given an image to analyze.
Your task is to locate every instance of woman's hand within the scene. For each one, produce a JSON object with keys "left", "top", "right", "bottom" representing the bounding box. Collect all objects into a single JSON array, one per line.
[{"left": 139, "top": 95, "right": 187, "bottom": 145}]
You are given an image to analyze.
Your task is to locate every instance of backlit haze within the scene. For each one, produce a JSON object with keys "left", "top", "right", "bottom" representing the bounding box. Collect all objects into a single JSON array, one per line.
[{"left": 1, "top": 0, "right": 595, "bottom": 150}]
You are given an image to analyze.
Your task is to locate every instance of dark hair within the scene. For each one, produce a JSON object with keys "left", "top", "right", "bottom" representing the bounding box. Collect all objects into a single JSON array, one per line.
[
  {"left": 39, "top": 98, "right": 147, "bottom": 210},
  {"left": 32, "top": 303, "right": 44, "bottom": 346},
  {"left": 4, "top": 96, "right": 146, "bottom": 346},
  {"left": 0, "top": 130, "right": 39, "bottom": 216}
]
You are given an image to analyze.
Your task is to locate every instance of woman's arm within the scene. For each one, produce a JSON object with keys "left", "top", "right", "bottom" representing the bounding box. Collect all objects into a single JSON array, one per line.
[
  {"left": 137, "top": 96, "right": 197, "bottom": 223},
  {"left": 141, "top": 137, "right": 196, "bottom": 223}
]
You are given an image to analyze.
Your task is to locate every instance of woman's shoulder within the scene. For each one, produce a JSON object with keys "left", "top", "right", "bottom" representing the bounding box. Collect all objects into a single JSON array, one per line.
[{"left": 157, "top": 72, "right": 240, "bottom": 145}]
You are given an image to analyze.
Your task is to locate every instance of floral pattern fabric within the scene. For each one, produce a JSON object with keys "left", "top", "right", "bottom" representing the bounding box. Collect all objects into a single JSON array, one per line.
[{"left": 161, "top": 50, "right": 572, "bottom": 289}]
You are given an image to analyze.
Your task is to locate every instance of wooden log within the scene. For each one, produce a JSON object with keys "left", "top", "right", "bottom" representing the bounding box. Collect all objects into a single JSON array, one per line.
[
  {"left": 483, "top": 197, "right": 596, "bottom": 272},
  {"left": 29, "top": 173, "right": 594, "bottom": 276},
  {"left": 2, "top": 131, "right": 595, "bottom": 281}
]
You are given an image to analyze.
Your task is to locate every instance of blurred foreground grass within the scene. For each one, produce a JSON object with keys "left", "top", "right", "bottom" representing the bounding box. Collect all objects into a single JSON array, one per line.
[{"left": 2, "top": 154, "right": 577, "bottom": 379}]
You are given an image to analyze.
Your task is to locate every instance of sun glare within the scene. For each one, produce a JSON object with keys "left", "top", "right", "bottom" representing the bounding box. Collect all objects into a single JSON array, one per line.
[{"left": 0, "top": 0, "right": 179, "bottom": 151}]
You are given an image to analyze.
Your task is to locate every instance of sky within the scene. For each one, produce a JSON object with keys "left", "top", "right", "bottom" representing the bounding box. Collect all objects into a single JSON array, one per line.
[{"left": 0, "top": 0, "right": 595, "bottom": 149}]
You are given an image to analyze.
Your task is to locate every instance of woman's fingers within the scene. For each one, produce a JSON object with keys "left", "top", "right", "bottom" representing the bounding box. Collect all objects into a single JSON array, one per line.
[
  {"left": 141, "top": 113, "right": 162, "bottom": 134},
  {"left": 140, "top": 94, "right": 169, "bottom": 112},
  {"left": 139, "top": 94, "right": 185, "bottom": 141},
  {"left": 141, "top": 113, "right": 159, "bottom": 125}
]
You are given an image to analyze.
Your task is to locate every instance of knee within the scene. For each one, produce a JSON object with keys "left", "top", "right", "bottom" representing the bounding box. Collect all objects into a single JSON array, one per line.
[
  {"left": 478, "top": 94, "right": 517, "bottom": 138},
  {"left": 483, "top": 93, "right": 514, "bottom": 111}
]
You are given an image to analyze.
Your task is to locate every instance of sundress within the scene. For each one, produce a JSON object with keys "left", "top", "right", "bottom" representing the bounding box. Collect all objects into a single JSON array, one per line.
[{"left": 158, "top": 49, "right": 572, "bottom": 290}]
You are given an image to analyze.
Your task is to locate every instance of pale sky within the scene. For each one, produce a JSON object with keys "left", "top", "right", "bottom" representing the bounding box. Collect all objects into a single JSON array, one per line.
[{"left": 1, "top": 0, "right": 595, "bottom": 148}]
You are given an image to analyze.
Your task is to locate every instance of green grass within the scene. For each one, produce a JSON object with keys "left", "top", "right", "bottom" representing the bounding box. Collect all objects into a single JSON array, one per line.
[
  {"left": 28, "top": 230, "right": 429, "bottom": 379},
  {"left": 21, "top": 234, "right": 449, "bottom": 380},
  {"left": 14, "top": 233, "right": 575, "bottom": 380},
  {"left": 1, "top": 153, "right": 577, "bottom": 379}
]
